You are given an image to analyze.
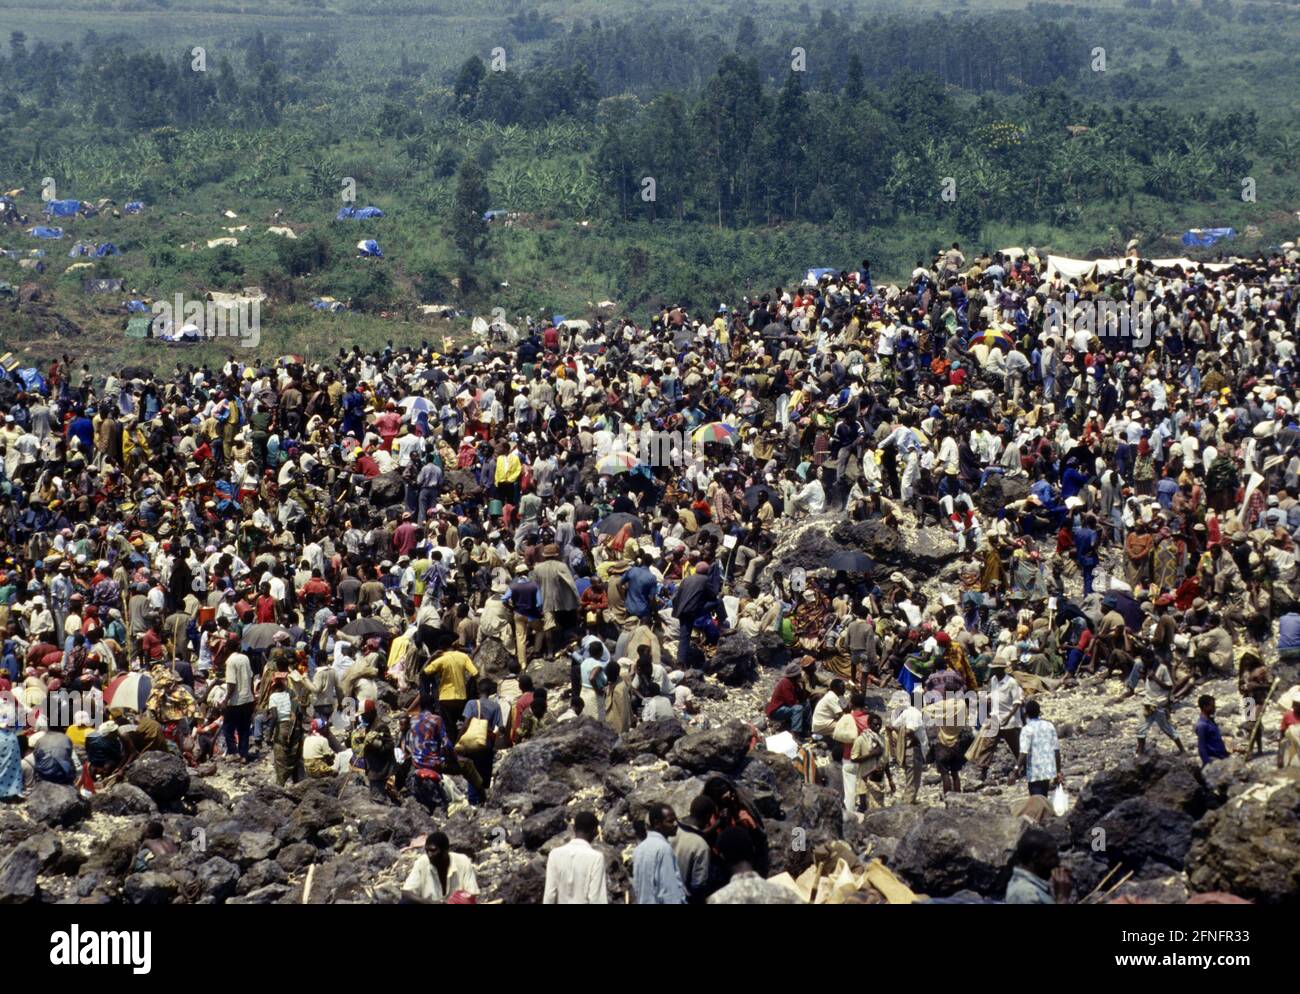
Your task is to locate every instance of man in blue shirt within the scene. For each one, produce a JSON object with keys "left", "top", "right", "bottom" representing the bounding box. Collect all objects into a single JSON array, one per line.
[
  {"left": 619, "top": 555, "right": 660, "bottom": 624},
  {"left": 1194, "top": 695, "right": 1230, "bottom": 767},
  {"left": 1278, "top": 611, "right": 1300, "bottom": 663},
  {"left": 1072, "top": 516, "right": 1100, "bottom": 595},
  {"left": 632, "top": 803, "right": 687, "bottom": 905}
]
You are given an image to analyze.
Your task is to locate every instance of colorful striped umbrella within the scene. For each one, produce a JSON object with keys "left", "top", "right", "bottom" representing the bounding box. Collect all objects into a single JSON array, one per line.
[
  {"left": 966, "top": 328, "right": 1015, "bottom": 350},
  {"left": 692, "top": 421, "right": 737, "bottom": 444},
  {"left": 104, "top": 671, "right": 153, "bottom": 714},
  {"left": 596, "top": 451, "right": 641, "bottom": 475}
]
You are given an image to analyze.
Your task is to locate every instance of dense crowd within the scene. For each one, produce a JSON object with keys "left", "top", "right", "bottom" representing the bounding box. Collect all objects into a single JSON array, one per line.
[{"left": 2, "top": 241, "right": 1300, "bottom": 903}]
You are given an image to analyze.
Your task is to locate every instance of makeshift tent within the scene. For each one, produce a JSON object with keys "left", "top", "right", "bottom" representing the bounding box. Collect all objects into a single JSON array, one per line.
[
  {"left": 336, "top": 206, "right": 384, "bottom": 220},
  {"left": 206, "top": 237, "right": 238, "bottom": 248},
  {"left": 1182, "top": 227, "right": 1235, "bottom": 248},
  {"left": 95, "top": 243, "right": 119, "bottom": 257},
  {"left": 29, "top": 227, "right": 63, "bottom": 239},
  {"left": 67, "top": 242, "right": 95, "bottom": 258},
  {"left": 266, "top": 226, "right": 297, "bottom": 238},
  {"left": 124, "top": 201, "right": 144, "bottom": 214},
  {"left": 312, "top": 297, "right": 347, "bottom": 312},
  {"left": 560, "top": 319, "right": 591, "bottom": 332},
  {"left": 356, "top": 240, "right": 383, "bottom": 257},
  {"left": 803, "top": 267, "right": 837, "bottom": 284},
  {"left": 83, "top": 278, "right": 124, "bottom": 294},
  {"left": 126, "top": 299, "right": 149, "bottom": 313},
  {"left": 484, "top": 209, "right": 508, "bottom": 221},
  {"left": 16, "top": 368, "right": 47, "bottom": 393},
  {"left": 125, "top": 316, "right": 151, "bottom": 338},
  {"left": 42, "top": 199, "right": 80, "bottom": 217}
]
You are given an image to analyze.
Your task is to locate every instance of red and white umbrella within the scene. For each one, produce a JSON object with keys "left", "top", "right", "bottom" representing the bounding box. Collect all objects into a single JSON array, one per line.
[{"left": 104, "top": 671, "right": 152, "bottom": 714}]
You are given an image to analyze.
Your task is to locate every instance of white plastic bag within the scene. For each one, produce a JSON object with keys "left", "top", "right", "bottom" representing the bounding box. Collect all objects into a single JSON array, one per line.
[{"left": 1051, "top": 784, "right": 1070, "bottom": 817}]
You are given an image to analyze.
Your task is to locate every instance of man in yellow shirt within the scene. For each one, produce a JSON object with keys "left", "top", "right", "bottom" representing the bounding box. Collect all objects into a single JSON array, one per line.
[
  {"left": 422, "top": 648, "right": 479, "bottom": 729},
  {"left": 494, "top": 441, "right": 523, "bottom": 507}
]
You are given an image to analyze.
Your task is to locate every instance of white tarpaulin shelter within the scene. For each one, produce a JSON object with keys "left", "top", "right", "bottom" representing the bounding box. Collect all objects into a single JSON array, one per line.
[{"left": 1045, "top": 254, "right": 1236, "bottom": 281}]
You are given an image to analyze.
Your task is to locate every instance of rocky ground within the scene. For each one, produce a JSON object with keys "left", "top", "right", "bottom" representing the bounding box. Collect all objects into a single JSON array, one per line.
[{"left": 2, "top": 513, "right": 1297, "bottom": 905}]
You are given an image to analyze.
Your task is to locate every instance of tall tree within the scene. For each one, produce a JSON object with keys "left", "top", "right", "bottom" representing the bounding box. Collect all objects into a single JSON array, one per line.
[{"left": 451, "top": 159, "right": 491, "bottom": 283}]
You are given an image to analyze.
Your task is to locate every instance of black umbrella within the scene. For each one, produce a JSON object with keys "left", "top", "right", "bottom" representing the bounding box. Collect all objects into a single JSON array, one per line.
[
  {"left": 241, "top": 623, "right": 292, "bottom": 651},
  {"left": 760, "top": 322, "right": 789, "bottom": 338},
  {"left": 596, "top": 512, "right": 645, "bottom": 537},
  {"left": 743, "top": 484, "right": 784, "bottom": 514},
  {"left": 828, "top": 550, "right": 875, "bottom": 573},
  {"left": 341, "top": 616, "right": 394, "bottom": 637}
]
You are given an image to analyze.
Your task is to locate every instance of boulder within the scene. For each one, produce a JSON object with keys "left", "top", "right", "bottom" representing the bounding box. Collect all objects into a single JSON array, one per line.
[
  {"left": 520, "top": 807, "right": 569, "bottom": 850},
  {"left": 493, "top": 718, "right": 617, "bottom": 794},
  {"left": 1069, "top": 753, "right": 1208, "bottom": 848},
  {"left": 974, "top": 474, "right": 1031, "bottom": 517},
  {"left": 229, "top": 883, "right": 293, "bottom": 904},
  {"left": 667, "top": 720, "right": 752, "bottom": 775},
  {"left": 625, "top": 777, "right": 706, "bottom": 825},
  {"left": 125, "top": 752, "right": 191, "bottom": 804},
  {"left": 236, "top": 860, "right": 289, "bottom": 895},
  {"left": 1092, "top": 797, "right": 1196, "bottom": 871},
  {"left": 369, "top": 471, "right": 405, "bottom": 506},
  {"left": 236, "top": 831, "right": 281, "bottom": 868},
  {"left": 26, "top": 781, "right": 90, "bottom": 827},
  {"left": 275, "top": 842, "right": 320, "bottom": 875},
  {"left": 474, "top": 637, "right": 519, "bottom": 683},
  {"left": 0, "top": 847, "right": 40, "bottom": 904},
  {"left": 196, "top": 857, "right": 240, "bottom": 903},
  {"left": 891, "top": 808, "right": 1026, "bottom": 898},
  {"left": 91, "top": 783, "right": 159, "bottom": 818},
  {"left": 619, "top": 718, "right": 685, "bottom": 759},
  {"left": 1185, "top": 772, "right": 1300, "bottom": 904},
  {"left": 122, "top": 871, "right": 180, "bottom": 905},
  {"left": 703, "top": 631, "right": 758, "bottom": 685}
]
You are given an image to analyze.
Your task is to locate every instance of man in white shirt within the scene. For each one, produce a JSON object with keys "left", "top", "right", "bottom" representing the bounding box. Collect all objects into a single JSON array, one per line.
[
  {"left": 889, "top": 691, "right": 928, "bottom": 805},
  {"left": 401, "top": 832, "right": 480, "bottom": 904},
  {"left": 543, "top": 811, "right": 609, "bottom": 904},
  {"left": 811, "top": 679, "right": 846, "bottom": 737}
]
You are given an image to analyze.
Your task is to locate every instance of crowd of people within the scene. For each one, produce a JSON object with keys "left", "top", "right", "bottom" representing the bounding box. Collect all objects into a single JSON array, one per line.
[{"left": 2, "top": 239, "right": 1300, "bottom": 904}]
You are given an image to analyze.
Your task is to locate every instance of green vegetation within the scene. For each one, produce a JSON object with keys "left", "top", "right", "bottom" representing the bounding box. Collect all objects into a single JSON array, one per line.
[{"left": 0, "top": 0, "right": 1296, "bottom": 370}]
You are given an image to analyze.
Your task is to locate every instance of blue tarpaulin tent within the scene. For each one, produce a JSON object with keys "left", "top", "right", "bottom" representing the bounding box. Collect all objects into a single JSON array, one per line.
[
  {"left": 68, "top": 242, "right": 95, "bottom": 257},
  {"left": 29, "top": 227, "right": 63, "bottom": 239},
  {"left": 124, "top": 201, "right": 144, "bottom": 214},
  {"left": 1181, "top": 228, "right": 1235, "bottom": 248},
  {"left": 312, "top": 298, "right": 347, "bottom": 312},
  {"left": 804, "top": 267, "right": 837, "bottom": 283},
  {"left": 95, "top": 243, "right": 119, "bottom": 257},
  {"left": 356, "top": 239, "right": 383, "bottom": 258},
  {"left": 126, "top": 300, "right": 149, "bottom": 313},
  {"left": 484, "top": 208, "right": 508, "bottom": 221},
  {"left": 337, "top": 206, "right": 385, "bottom": 220},
  {"left": 43, "top": 199, "right": 80, "bottom": 217},
  {"left": 16, "top": 368, "right": 47, "bottom": 393}
]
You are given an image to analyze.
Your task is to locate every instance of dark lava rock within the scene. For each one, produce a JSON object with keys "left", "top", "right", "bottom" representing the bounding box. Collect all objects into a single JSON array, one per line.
[
  {"left": 1185, "top": 771, "right": 1300, "bottom": 904},
  {"left": 123, "top": 871, "right": 180, "bottom": 905},
  {"left": 196, "top": 857, "right": 240, "bottom": 903},
  {"left": 521, "top": 807, "right": 569, "bottom": 850},
  {"left": 276, "top": 842, "right": 320, "bottom": 875},
  {"left": 1069, "top": 753, "right": 1209, "bottom": 849},
  {"left": 493, "top": 718, "right": 617, "bottom": 794},
  {"left": 125, "top": 752, "right": 191, "bottom": 804},
  {"left": 1092, "top": 797, "right": 1196, "bottom": 871},
  {"left": 891, "top": 808, "right": 1026, "bottom": 898},
  {"left": 91, "top": 783, "right": 159, "bottom": 818},
  {"left": 704, "top": 631, "right": 759, "bottom": 685},
  {"left": 475, "top": 637, "right": 519, "bottom": 683},
  {"left": 26, "top": 782, "right": 90, "bottom": 828},
  {"left": 0, "top": 847, "right": 40, "bottom": 904},
  {"left": 619, "top": 718, "right": 685, "bottom": 758},
  {"left": 237, "top": 859, "right": 289, "bottom": 895},
  {"left": 667, "top": 720, "right": 752, "bottom": 774}
]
